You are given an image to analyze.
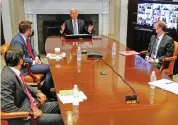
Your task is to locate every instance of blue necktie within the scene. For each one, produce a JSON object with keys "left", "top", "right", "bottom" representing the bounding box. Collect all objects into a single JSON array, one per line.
[{"left": 151, "top": 38, "right": 159, "bottom": 58}]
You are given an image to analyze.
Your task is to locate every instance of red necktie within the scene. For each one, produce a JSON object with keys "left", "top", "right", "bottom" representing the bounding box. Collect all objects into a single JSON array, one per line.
[
  {"left": 26, "top": 40, "right": 35, "bottom": 60},
  {"left": 19, "top": 73, "right": 37, "bottom": 111}
]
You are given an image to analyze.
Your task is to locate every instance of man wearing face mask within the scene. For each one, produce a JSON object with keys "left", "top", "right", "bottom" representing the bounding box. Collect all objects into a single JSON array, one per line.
[
  {"left": 1, "top": 47, "right": 63, "bottom": 125},
  {"left": 60, "top": 8, "right": 94, "bottom": 35},
  {"left": 10, "top": 21, "right": 54, "bottom": 100},
  {"left": 145, "top": 21, "right": 174, "bottom": 69}
]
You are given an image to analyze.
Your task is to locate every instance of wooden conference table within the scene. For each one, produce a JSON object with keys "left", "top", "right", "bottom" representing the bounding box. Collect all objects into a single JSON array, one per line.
[{"left": 45, "top": 36, "right": 178, "bottom": 125}]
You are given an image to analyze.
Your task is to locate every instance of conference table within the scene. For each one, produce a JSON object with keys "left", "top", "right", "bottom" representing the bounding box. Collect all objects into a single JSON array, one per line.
[{"left": 45, "top": 36, "right": 178, "bottom": 125}]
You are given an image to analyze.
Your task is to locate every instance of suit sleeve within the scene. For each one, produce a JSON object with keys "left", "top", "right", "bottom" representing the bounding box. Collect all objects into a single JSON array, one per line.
[
  {"left": 146, "top": 35, "right": 154, "bottom": 57},
  {"left": 27, "top": 85, "right": 38, "bottom": 97},
  {"left": 11, "top": 41, "right": 33, "bottom": 65},
  {"left": 157, "top": 38, "right": 174, "bottom": 62},
  {"left": 1, "top": 78, "right": 25, "bottom": 112},
  {"left": 83, "top": 20, "right": 93, "bottom": 34}
]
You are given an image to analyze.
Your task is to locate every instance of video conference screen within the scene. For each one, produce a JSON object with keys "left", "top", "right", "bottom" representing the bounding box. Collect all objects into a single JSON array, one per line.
[{"left": 137, "top": 1, "right": 178, "bottom": 29}]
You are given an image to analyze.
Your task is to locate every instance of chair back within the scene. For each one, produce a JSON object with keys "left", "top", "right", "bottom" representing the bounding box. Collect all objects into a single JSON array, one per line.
[
  {"left": 162, "top": 41, "right": 178, "bottom": 75},
  {"left": 0, "top": 43, "right": 10, "bottom": 65}
]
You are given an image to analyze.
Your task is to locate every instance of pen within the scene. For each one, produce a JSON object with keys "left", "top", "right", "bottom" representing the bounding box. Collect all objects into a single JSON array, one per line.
[{"left": 165, "top": 81, "right": 174, "bottom": 84}]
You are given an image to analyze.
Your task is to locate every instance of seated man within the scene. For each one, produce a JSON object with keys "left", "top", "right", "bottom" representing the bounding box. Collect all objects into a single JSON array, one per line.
[
  {"left": 146, "top": 21, "right": 174, "bottom": 69},
  {"left": 1, "top": 47, "right": 63, "bottom": 125},
  {"left": 10, "top": 21, "right": 54, "bottom": 99},
  {"left": 60, "top": 8, "right": 94, "bottom": 35}
]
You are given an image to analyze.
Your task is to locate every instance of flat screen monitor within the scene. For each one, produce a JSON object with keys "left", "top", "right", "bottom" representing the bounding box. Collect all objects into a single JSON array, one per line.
[{"left": 137, "top": 0, "right": 178, "bottom": 29}]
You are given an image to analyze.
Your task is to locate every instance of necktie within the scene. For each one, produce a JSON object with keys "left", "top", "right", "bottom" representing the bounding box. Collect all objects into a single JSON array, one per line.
[
  {"left": 19, "top": 73, "right": 37, "bottom": 111},
  {"left": 26, "top": 40, "right": 35, "bottom": 60},
  {"left": 151, "top": 38, "right": 159, "bottom": 58},
  {"left": 73, "top": 20, "right": 78, "bottom": 34}
]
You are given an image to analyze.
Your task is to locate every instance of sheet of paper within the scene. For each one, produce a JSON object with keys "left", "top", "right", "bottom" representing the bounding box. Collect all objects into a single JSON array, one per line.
[
  {"left": 148, "top": 79, "right": 178, "bottom": 95},
  {"left": 118, "top": 51, "right": 139, "bottom": 56},
  {"left": 57, "top": 91, "right": 87, "bottom": 104},
  {"left": 46, "top": 53, "right": 66, "bottom": 59}
]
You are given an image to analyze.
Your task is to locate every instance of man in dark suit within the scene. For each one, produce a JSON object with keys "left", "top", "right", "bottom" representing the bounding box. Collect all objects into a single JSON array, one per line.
[
  {"left": 146, "top": 21, "right": 174, "bottom": 69},
  {"left": 60, "top": 8, "right": 94, "bottom": 35},
  {"left": 10, "top": 21, "right": 54, "bottom": 99},
  {"left": 1, "top": 47, "right": 63, "bottom": 125}
]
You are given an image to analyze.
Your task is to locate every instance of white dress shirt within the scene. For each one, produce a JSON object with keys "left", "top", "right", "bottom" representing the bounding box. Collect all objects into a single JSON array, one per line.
[
  {"left": 146, "top": 33, "right": 164, "bottom": 63},
  {"left": 9, "top": 67, "right": 23, "bottom": 83},
  {"left": 152, "top": 33, "right": 165, "bottom": 59},
  {"left": 20, "top": 33, "right": 27, "bottom": 44}
]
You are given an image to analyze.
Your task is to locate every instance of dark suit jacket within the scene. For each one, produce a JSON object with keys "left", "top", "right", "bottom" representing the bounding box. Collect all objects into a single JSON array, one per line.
[
  {"left": 60, "top": 19, "right": 90, "bottom": 35},
  {"left": 1, "top": 66, "right": 38, "bottom": 113},
  {"left": 146, "top": 34, "right": 174, "bottom": 67},
  {"left": 10, "top": 33, "right": 38, "bottom": 66}
]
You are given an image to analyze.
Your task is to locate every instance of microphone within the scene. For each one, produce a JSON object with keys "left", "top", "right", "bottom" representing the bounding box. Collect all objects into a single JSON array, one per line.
[
  {"left": 83, "top": 40, "right": 139, "bottom": 104},
  {"left": 100, "top": 58, "right": 139, "bottom": 104}
]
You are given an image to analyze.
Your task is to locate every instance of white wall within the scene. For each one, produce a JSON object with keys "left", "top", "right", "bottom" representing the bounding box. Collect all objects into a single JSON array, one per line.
[
  {"left": 2, "top": 0, "right": 12, "bottom": 42},
  {"left": 108, "top": 0, "right": 128, "bottom": 45},
  {"left": 119, "top": 0, "right": 128, "bottom": 45}
]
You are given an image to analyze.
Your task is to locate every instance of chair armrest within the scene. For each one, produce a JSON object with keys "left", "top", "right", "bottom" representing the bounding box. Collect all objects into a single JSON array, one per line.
[
  {"left": 140, "top": 50, "right": 148, "bottom": 55},
  {"left": 163, "top": 56, "right": 177, "bottom": 62},
  {"left": 1, "top": 111, "right": 33, "bottom": 119},
  {"left": 24, "top": 63, "right": 37, "bottom": 80}
]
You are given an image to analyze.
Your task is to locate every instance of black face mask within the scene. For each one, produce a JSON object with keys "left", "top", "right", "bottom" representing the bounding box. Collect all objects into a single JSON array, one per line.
[
  {"left": 30, "top": 30, "right": 34, "bottom": 37},
  {"left": 152, "top": 29, "right": 157, "bottom": 36}
]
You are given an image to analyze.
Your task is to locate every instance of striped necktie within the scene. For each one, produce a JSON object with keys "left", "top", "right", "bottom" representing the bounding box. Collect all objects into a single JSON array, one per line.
[
  {"left": 73, "top": 20, "right": 78, "bottom": 34},
  {"left": 19, "top": 73, "right": 37, "bottom": 111}
]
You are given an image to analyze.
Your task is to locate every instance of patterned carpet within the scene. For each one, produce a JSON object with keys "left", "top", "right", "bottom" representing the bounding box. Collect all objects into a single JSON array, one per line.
[{"left": 1, "top": 55, "right": 178, "bottom": 82}]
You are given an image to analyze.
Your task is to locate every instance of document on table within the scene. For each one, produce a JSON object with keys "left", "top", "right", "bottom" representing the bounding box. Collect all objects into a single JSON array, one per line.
[
  {"left": 46, "top": 53, "right": 66, "bottom": 59},
  {"left": 118, "top": 51, "right": 139, "bottom": 56},
  {"left": 148, "top": 79, "right": 178, "bottom": 95},
  {"left": 57, "top": 91, "right": 87, "bottom": 104}
]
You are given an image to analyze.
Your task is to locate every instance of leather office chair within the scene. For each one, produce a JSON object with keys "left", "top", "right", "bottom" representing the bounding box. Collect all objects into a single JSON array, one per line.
[
  {"left": 1, "top": 111, "right": 34, "bottom": 125},
  {"left": 140, "top": 41, "right": 178, "bottom": 77},
  {"left": 0, "top": 43, "right": 44, "bottom": 89}
]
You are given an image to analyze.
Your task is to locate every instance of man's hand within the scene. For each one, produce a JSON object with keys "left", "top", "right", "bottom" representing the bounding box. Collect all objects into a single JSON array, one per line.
[
  {"left": 33, "top": 109, "right": 42, "bottom": 119},
  {"left": 88, "top": 25, "right": 94, "bottom": 33},
  {"left": 147, "top": 58, "right": 156, "bottom": 64},
  {"left": 60, "top": 23, "right": 65, "bottom": 33},
  {"left": 35, "top": 57, "right": 41, "bottom": 64},
  {"left": 36, "top": 92, "right": 46, "bottom": 104}
]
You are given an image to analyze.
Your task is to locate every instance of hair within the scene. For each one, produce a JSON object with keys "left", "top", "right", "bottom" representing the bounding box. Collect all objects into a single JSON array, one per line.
[
  {"left": 19, "top": 21, "right": 32, "bottom": 33},
  {"left": 70, "top": 8, "right": 78, "bottom": 13},
  {"left": 156, "top": 21, "right": 167, "bottom": 31},
  {"left": 5, "top": 47, "right": 24, "bottom": 67}
]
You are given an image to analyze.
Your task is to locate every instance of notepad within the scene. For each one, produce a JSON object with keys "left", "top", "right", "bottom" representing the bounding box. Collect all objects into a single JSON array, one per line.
[
  {"left": 57, "top": 91, "right": 87, "bottom": 104},
  {"left": 148, "top": 79, "right": 178, "bottom": 95},
  {"left": 59, "top": 90, "right": 73, "bottom": 96},
  {"left": 119, "top": 51, "right": 139, "bottom": 56}
]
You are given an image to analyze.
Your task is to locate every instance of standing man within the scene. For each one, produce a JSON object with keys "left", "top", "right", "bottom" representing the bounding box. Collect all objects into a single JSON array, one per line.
[
  {"left": 1, "top": 47, "right": 63, "bottom": 125},
  {"left": 146, "top": 21, "right": 174, "bottom": 69},
  {"left": 10, "top": 21, "right": 54, "bottom": 99},
  {"left": 60, "top": 8, "right": 94, "bottom": 35}
]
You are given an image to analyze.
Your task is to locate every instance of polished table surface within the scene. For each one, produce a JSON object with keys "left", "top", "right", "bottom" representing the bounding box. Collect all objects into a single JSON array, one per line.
[{"left": 45, "top": 36, "right": 178, "bottom": 125}]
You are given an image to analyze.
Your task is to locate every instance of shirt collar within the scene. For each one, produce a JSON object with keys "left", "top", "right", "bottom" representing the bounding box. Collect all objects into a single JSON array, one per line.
[
  {"left": 72, "top": 19, "right": 78, "bottom": 23},
  {"left": 9, "top": 67, "right": 21, "bottom": 76},
  {"left": 20, "top": 33, "right": 27, "bottom": 42},
  {"left": 157, "top": 33, "right": 165, "bottom": 40}
]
